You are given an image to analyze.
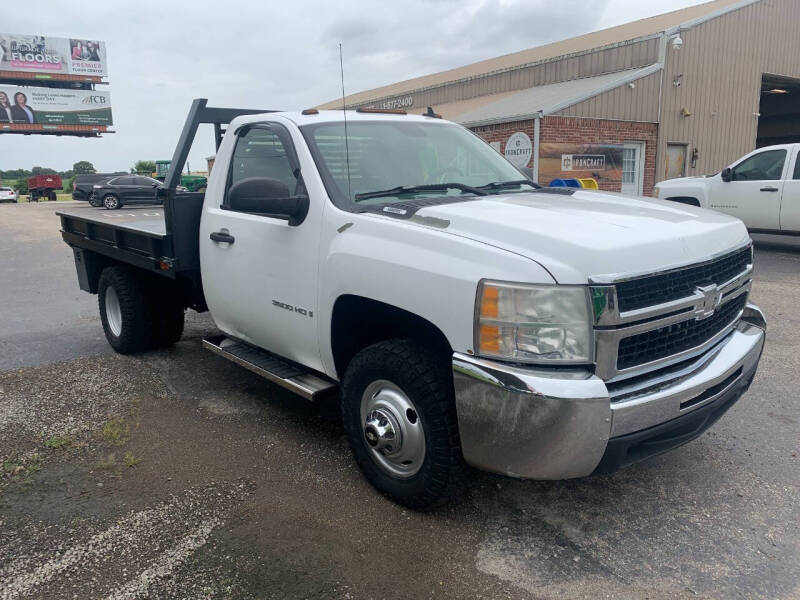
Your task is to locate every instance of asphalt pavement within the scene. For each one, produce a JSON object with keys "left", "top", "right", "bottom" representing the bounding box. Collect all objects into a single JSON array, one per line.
[{"left": 0, "top": 202, "right": 798, "bottom": 599}]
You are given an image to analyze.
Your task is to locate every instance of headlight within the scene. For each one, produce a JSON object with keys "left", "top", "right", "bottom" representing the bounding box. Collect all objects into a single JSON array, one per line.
[
  {"left": 475, "top": 281, "right": 593, "bottom": 364},
  {"left": 93, "top": 184, "right": 103, "bottom": 189}
]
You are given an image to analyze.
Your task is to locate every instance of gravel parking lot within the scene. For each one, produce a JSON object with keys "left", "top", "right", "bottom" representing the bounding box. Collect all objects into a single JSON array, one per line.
[{"left": 1, "top": 202, "right": 798, "bottom": 599}]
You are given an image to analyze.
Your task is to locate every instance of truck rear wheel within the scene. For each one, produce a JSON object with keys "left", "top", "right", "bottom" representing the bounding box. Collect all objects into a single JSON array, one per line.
[
  {"left": 98, "top": 266, "right": 155, "bottom": 354},
  {"left": 341, "top": 339, "right": 468, "bottom": 511},
  {"left": 48, "top": 190, "right": 57, "bottom": 202}
]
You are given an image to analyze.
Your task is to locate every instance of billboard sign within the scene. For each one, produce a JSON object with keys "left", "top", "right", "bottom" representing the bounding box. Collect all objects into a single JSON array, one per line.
[
  {"left": 0, "top": 33, "right": 108, "bottom": 78},
  {"left": 0, "top": 85, "right": 112, "bottom": 130}
]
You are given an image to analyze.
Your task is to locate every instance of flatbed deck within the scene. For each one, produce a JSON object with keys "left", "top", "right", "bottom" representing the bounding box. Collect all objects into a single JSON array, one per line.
[{"left": 56, "top": 205, "right": 167, "bottom": 239}]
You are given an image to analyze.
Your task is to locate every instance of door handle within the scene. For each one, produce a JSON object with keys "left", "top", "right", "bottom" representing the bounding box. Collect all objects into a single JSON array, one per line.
[
  {"left": 760, "top": 186, "right": 779, "bottom": 192},
  {"left": 210, "top": 231, "right": 235, "bottom": 244}
]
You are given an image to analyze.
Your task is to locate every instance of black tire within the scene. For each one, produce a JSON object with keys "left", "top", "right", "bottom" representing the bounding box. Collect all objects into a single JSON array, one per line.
[
  {"left": 102, "top": 194, "right": 121, "bottom": 210},
  {"left": 98, "top": 266, "right": 155, "bottom": 354},
  {"left": 341, "top": 339, "right": 469, "bottom": 511},
  {"left": 48, "top": 190, "right": 57, "bottom": 202}
]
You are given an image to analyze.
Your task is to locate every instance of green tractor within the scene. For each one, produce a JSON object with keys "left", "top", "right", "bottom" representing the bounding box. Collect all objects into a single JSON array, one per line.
[{"left": 152, "top": 160, "right": 207, "bottom": 192}]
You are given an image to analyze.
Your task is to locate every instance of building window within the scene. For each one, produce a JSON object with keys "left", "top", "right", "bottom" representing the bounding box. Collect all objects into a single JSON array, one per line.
[{"left": 622, "top": 148, "right": 637, "bottom": 184}]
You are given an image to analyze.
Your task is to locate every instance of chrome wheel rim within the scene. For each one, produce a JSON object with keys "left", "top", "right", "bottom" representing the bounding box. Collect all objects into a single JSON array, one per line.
[
  {"left": 361, "top": 380, "right": 425, "bottom": 479},
  {"left": 105, "top": 285, "right": 122, "bottom": 337},
  {"left": 103, "top": 195, "right": 117, "bottom": 209}
]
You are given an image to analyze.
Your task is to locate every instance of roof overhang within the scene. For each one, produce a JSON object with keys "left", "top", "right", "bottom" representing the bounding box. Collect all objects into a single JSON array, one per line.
[{"left": 449, "top": 64, "right": 662, "bottom": 127}]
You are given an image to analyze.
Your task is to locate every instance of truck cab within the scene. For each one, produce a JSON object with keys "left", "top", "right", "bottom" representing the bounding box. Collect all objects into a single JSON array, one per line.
[
  {"left": 656, "top": 143, "right": 800, "bottom": 234},
  {"left": 58, "top": 100, "right": 767, "bottom": 510}
]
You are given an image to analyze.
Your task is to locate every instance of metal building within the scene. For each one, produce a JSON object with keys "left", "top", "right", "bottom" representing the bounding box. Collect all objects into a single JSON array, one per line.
[{"left": 318, "top": 0, "right": 800, "bottom": 196}]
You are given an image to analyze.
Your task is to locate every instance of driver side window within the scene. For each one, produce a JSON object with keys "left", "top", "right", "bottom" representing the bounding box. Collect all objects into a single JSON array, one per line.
[
  {"left": 228, "top": 127, "right": 297, "bottom": 193},
  {"left": 732, "top": 149, "right": 787, "bottom": 181}
]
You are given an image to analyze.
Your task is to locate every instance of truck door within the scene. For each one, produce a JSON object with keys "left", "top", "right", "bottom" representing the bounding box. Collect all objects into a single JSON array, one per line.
[
  {"left": 780, "top": 147, "right": 800, "bottom": 232},
  {"left": 199, "top": 121, "right": 323, "bottom": 370},
  {"left": 714, "top": 147, "right": 787, "bottom": 230}
]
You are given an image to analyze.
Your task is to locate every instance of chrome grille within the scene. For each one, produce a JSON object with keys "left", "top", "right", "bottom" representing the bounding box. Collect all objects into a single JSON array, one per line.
[
  {"left": 615, "top": 246, "right": 752, "bottom": 312},
  {"left": 617, "top": 294, "right": 747, "bottom": 370},
  {"left": 591, "top": 243, "right": 753, "bottom": 381}
]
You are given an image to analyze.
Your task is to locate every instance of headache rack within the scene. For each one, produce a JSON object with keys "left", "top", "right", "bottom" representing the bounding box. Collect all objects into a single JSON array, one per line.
[{"left": 58, "top": 99, "right": 275, "bottom": 280}]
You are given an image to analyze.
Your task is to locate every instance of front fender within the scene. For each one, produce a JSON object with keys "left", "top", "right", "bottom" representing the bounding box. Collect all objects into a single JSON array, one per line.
[
  {"left": 657, "top": 178, "right": 712, "bottom": 207},
  {"left": 316, "top": 212, "right": 555, "bottom": 378}
]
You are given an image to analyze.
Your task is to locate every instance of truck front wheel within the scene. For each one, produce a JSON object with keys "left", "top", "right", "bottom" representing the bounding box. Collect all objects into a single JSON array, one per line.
[
  {"left": 341, "top": 339, "right": 468, "bottom": 511},
  {"left": 98, "top": 266, "right": 155, "bottom": 354}
]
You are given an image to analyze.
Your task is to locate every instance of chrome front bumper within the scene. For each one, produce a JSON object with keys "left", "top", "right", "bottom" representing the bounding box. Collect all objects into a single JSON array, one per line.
[{"left": 452, "top": 304, "right": 766, "bottom": 479}]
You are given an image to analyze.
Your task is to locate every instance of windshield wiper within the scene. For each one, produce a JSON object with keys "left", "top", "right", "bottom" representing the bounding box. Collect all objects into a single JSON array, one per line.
[
  {"left": 354, "top": 183, "right": 487, "bottom": 202},
  {"left": 477, "top": 179, "right": 541, "bottom": 192}
]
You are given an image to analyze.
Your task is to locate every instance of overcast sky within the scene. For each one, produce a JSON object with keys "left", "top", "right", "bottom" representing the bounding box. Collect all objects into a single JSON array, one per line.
[{"left": 1, "top": 0, "right": 706, "bottom": 174}]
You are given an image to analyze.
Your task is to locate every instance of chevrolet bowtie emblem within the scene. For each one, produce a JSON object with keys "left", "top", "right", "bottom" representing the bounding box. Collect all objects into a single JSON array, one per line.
[{"left": 695, "top": 284, "right": 722, "bottom": 320}]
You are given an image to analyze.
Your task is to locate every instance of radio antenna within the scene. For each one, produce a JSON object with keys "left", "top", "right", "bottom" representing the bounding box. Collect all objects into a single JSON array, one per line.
[{"left": 339, "top": 43, "right": 352, "bottom": 201}]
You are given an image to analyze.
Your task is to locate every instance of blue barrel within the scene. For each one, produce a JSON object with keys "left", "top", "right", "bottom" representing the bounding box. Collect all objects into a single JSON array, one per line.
[
  {"left": 549, "top": 178, "right": 568, "bottom": 187},
  {"left": 562, "top": 178, "right": 582, "bottom": 188}
]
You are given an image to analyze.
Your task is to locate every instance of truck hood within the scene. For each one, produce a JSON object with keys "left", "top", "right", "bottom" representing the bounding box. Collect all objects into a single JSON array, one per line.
[
  {"left": 658, "top": 175, "right": 715, "bottom": 186},
  {"left": 412, "top": 190, "right": 750, "bottom": 284}
]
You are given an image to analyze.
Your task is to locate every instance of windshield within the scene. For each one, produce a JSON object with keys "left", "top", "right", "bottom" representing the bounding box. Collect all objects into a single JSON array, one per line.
[{"left": 300, "top": 120, "right": 528, "bottom": 208}]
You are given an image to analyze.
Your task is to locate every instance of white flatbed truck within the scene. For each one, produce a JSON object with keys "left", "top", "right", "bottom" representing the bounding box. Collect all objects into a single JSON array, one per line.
[{"left": 59, "top": 99, "right": 766, "bottom": 510}]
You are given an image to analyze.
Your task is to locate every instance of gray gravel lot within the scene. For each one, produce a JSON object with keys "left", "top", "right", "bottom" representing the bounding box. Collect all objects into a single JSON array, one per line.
[{"left": 0, "top": 202, "right": 798, "bottom": 599}]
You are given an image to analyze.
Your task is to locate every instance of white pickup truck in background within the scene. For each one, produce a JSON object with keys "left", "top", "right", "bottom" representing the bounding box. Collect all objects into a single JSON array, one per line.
[
  {"left": 655, "top": 143, "right": 800, "bottom": 235},
  {"left": 58, "top": 100, "right": 767, "bottom": 510}
]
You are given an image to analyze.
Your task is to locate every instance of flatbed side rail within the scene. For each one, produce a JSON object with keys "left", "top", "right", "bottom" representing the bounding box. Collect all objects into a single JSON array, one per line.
[{"left": 59, "top": 212, "right": 174, "bottom": 275}]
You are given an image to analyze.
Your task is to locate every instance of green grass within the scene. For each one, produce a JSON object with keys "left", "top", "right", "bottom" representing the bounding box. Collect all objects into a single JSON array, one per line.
[
  {"left": 99, "top": 416, "right": 130, "bottom": 446},
  {"left": 2, "top": 452, "right": 42, "bottom": 480},
  {"left": 97, "top": 453, "right": 117, "bottom": 469},
  {"left": 14, "top": 193, "right": 74, "bottom": 203},
  {"left": 124, "top": 451, "right": 140, "bottom": 467},
  {"left": 43, "top": 435, "right": 73, "bottom": 449}
]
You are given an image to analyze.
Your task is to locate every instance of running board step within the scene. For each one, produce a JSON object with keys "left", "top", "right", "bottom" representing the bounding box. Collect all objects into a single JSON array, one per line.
[{"left": 202, "top": 335, "right": 337, "bottom": 400}]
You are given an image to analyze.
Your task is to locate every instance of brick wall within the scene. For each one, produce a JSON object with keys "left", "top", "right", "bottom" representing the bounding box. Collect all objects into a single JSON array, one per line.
[{"left": 471, "top": 116, "right": 658, "bottom": 197}]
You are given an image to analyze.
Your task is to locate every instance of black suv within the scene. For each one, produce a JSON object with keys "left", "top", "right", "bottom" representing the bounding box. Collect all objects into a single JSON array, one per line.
[{"left": 91, "top": 175, "right": 183, "bottom": 209}]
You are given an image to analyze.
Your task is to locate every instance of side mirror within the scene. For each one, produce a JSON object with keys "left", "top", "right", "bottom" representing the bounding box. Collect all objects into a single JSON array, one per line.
[
  {"left": 228, "top": 177, "right": 309, "bottom": 226},
  {"left": 721, "top": 167, "right": 732, "bottom": 182}
]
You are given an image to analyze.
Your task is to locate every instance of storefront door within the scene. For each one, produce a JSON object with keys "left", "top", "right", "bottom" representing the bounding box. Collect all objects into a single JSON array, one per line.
[{"left": 621, "top": 142, "right": 645, "bottom": 196}]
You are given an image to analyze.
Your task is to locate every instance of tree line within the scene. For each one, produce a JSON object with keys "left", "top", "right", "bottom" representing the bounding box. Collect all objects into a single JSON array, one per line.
[{"left": 0, "top": 160, "right": 160, "bottom": 195}]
